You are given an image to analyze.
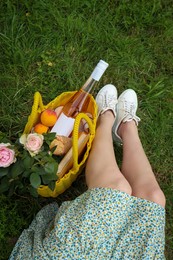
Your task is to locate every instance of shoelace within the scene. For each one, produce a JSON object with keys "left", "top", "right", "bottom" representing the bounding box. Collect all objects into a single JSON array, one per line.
[
  {"left": 124, "top": 101, "right": 135, "bottom": 115},
  {"left": 105, "top": 94, "right": 117, "bottom": 108},
  {"left": 124, "top": 101, "right": 140, "bottom": 124}
]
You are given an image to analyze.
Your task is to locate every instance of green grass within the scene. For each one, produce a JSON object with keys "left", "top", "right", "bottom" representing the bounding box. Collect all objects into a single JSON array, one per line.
[{"left": 0, "top": 0, "right": 173, "bottom": 258}]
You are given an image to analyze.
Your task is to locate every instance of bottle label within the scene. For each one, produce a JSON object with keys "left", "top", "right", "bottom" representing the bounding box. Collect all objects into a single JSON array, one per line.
[{"left": 50, "top": 113, "right": 75, "bottom": 136}]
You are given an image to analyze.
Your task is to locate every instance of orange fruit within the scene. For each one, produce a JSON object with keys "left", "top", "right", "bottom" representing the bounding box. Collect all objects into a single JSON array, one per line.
[
  {"left": 40, "top": 109, "right": 58, "bottom": 127},
  {"left": 34, "top": 123, "right": 49, "bottom": 134}
]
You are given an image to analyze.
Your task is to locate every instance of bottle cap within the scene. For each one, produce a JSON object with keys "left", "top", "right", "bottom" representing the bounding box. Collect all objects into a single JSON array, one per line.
[{"left": 91, "top": 60, "right": 109, "bottom": 81}]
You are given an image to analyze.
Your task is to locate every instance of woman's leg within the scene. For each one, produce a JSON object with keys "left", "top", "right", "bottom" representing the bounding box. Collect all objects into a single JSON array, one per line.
[
  {"left": 85, "top": 85, "right": 132, "bottom": 195},
  {"left": 119, "top": 121, "right": 166, "bottom": 207},
  {"left": 112, "top": 88, "right": 165, "bottom": 207}
]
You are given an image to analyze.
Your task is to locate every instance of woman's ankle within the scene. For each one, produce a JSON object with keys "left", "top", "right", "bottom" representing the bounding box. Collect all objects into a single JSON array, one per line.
[
  {"left": 118, "top": 120, "right": 138, "bottom": 139},
  {"left": 98, "top": 110, "right": 115, "bottom": 126}
]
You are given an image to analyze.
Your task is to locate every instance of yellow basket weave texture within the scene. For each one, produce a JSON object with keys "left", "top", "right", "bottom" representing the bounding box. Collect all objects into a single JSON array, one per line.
[{"left": 23, "top": 91, "right": 97, "bottom": 197}]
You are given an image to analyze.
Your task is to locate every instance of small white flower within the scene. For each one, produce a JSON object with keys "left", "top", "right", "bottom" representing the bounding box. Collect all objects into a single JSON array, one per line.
[{"left": 20, "top": 133, "right": 44, "bottom": 157}]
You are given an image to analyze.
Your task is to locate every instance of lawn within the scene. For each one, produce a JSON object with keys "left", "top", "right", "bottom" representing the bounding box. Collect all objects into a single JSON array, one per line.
[{"left": 0, "top": 0, "right": 173, "bottom": 259}]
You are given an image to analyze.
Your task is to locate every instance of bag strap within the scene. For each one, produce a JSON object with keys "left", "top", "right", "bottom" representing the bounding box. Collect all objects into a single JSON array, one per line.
[
  {"left": 23, "top": 92, "right": 44, "bottom": 134},
  {"left": 72, "top": 113, "right": 95, "bottom": 169}
]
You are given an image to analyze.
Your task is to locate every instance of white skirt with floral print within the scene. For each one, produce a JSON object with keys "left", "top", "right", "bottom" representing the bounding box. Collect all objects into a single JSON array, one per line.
[{"left": 9, "top": 188, "right": 165, "bottom": 260}]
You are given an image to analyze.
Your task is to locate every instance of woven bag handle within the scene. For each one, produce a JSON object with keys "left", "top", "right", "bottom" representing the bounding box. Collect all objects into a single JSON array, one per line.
[
  {"left": 23, "top": 92, "right": 44, "bottom": 134},
  {"left": 72, "top": 113, "right": 95, "bottom": 169}
]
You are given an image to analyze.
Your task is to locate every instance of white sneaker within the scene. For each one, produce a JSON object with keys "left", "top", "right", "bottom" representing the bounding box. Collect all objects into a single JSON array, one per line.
[
  {"left": 112, "top": 89, "right": 141, "bottom": 144},
  {"left": 95, "top": 84, "right": 118, "bottom": 117}
]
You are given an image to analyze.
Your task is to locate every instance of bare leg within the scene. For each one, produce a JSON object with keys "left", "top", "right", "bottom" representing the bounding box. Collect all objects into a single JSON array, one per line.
[
  {"left": 85, "top": 111, "right": 132, "bottom": 195},
  {"left": 119, "top": 121, "right": 166, "bottom": 207}
]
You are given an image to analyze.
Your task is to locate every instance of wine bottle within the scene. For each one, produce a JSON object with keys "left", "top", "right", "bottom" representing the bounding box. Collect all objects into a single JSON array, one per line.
[{"left": 51, "top": 60, "right": 109, "bottom": 136}]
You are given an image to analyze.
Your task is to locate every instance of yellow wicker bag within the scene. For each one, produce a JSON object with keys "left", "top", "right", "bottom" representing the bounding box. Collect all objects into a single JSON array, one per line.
[{"left": 23, "top": 91, "right": 97, "bottom": 197}]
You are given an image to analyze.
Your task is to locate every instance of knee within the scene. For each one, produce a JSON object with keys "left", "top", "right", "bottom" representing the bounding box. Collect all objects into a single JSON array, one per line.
[
  {"left": 147, "top": 188, "right": 166, "bottom": 208},
  {"left": 113, "top": 177, "right": 132, "bottom": 196},
  {"left": 86, "top": 168, "right": 132, "bottom": 196}
]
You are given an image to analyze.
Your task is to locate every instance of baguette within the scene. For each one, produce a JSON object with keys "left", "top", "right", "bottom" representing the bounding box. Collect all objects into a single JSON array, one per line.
[{"left": 57, "top": 132, "right": 89, "bottom": 178}]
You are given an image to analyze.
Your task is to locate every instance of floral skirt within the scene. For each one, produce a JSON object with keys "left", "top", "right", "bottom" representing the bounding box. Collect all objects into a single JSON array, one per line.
[{"left": 9, "top": 188, "right": 165, "bottom": 260}]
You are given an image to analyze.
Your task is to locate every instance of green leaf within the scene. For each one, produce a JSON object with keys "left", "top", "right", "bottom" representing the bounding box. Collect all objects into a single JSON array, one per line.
[
  {"left": 44, "top": 162, "right": 58, "bottom": 175},
  {"left": 10, "top": 161, "right": 23, "bottom": 178},
  {"left": 28, "top": 186, "right": 38, "bottom": 197},
  {"left": 0, "top": 177, "right": 10, "bottom": 193},
  {"left": 39, "top": 151, "right": 48, "bottom": 157},
  {"left": 42, "top": 143, "right": 50, "bottom": 152},
  {"left": 34, "top": 153, "right": 43, "bottom": 161},
  {"left": 48, "top": 181, "right": 56, "bottom": 191},
  {"left": 31, "top": 166, "right": 40, "bottom": 172},
  {"left": 41, "top": 175, "right": 50, "bottom": 184},
  {"left": 53, "top": 154, "right": 62, "bottom": 163},
  {"left": 23, "top": 156, "right": 35, "bottom": 169},
  {"left": 49, "top": 145, "right": 57, "bottom": 154},
  {"left": 43, "top": 132, "right": 56, "bottom": 145},
  {"left": 41, "top": 172, "right": 58, "bottom": 184},
  {"left": 30, "top": 173, "right": 41, "bottom": 188},
  {"left": 21, "top": 149, "right": 29, "bottom": 159},
  {"left": 43, "top": 156, "right": 54, "bottom": 164},
  {"left": 22, "top": 169, "right": 31, "bottom": 178},
  {"left": 30, "top": 166, "right": 47, "bottom": 176},
  {"left": 0, "top": 167, "right": 9, "bottom": 178},
  {"left": 36, "top": 167, "right": 47, "bottom": 176}
]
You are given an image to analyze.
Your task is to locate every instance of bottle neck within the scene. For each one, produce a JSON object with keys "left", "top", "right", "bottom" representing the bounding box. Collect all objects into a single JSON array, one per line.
[{"left": 81, "top": 76, "right": 96, "bottom": 94}]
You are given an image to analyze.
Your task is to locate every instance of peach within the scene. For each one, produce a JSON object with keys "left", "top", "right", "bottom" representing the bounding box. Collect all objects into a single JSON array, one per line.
[
  {"left": 40, "top": 109, "right": 58, "bottom": 127},
  {"left": 54, "top": 106, "right": 63, "bottom": 117},
  {"left": 34, "top": 123, "right": 49, "bottom": 134}
]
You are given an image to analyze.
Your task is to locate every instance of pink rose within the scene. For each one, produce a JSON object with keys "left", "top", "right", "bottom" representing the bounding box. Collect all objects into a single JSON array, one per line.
[
  {"left": 20, "top": 133, "right": 44, "bottom": 157},
  {"left": 0, "top": 143, "right": 16, "bottom": 168}
]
